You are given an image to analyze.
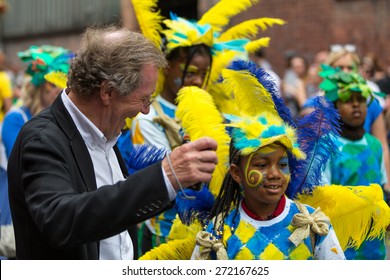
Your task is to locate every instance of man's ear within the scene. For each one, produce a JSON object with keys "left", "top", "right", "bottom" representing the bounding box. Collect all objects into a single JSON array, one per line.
[
  {"left": 100, "top": 81, "right": 112, "bottom": 105},
  {"left": 230, "top": 163, "right": 242, "bottom": 185}
]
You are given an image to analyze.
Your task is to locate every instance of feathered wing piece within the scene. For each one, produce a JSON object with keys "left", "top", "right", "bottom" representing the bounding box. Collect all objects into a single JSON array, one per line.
[
  {"left": 297, "top": 184, "right": 390, "bottom": 250},
  {"left": 176, "top": 86, "right": 230, "bottom": 198},
  {"left": 287, "top": 96, "right": 341, "bottom": 198},
  {"left": 219, "top": 18, "right": 286, "bottom": 41},
  {"left": 130, "top": 0, "right": 164, "bottom": 49},
  {"left": 198, "top": 0, "right": 260, "bottom": 33}
]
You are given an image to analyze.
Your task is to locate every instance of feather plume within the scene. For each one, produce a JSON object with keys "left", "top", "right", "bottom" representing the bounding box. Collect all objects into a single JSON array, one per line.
[
  {"left": 198, "top": 0, "right": 260, "bottom": 33},
  {"left": 244, "top": 37, "right": 270, "bottom": 53},
  {"left": 222, "top": 63, "right": 278, "bottom": 117},
  {"left": 287, "top": 97, "right": 340, "bottom": 198},
  {"left": 219, "top": 18, "right": 286, "bottom": 41},
  {"left": 168, "top": 217, "right": 203, "bottom": 240},
  {"left": 207, "top": 51, "right": 240, "bottom": 114},
  {"left": 123, "top": 144, "right": 166, "bottom": 174},
  {"left": 175, "top": 86, "right": 230, "bottom": 198},
  {"left": 297, "top": 184, "right": 390, "bottom": 250},
  {"left": 131, "top": 0, "right": 164, "bottom": 48},
  {"left": 175, "top": 186, "right": 215, "bottom": 225},
  {"left": 227, "top": 60, "right": 296, "bottom": 127},
  {"left": 139, "top": 237, "right": 196, "bottom": 260},
  {"left": 208, "top": 51, "right": 238, "bottom": 88}
]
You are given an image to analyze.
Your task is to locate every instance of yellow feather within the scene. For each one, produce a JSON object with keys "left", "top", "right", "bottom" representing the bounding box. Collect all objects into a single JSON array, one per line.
[
  {"left": 219, "top": 18, "right": 286, "bottom": 41},
  {"left": 198, "top": 0, "right": 260, "bottom": 33},
  {"left": 297, "top": 184, "right": 390, "bottom": 250},
  {"left": 245, "top": 37, "right": 270, "bottom": 53},
  {"left": 44, "top": 71, "right": 67, "bottom": 89},
  {"left": 221, "top": 69, "right": 278, "bottom": 117},
  {"left": 176, "top": 86, "right": 230, "bottom": 197},
  {"left": 169, "top": 216, "right": 203, "bottom": 240},
  {"left": 209, "top": 85, "right": 240, "bottom": 115},
  {"left": 130, "top": 0, "right": 164, "bottom": 48},
  {"left": 139, "top": 238, "right": 196, "bottom": 260},
  {"left": 209, "top": 51, "right": 238, "bottom": 87}
]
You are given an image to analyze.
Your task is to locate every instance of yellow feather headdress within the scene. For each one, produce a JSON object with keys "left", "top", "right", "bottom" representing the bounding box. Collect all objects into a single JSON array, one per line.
[
  {"left": 221, "top": 63, "right": 305, "bottom": 159},
  {"left": 130, "top": 0, "right": 164, "bottom": 49}
]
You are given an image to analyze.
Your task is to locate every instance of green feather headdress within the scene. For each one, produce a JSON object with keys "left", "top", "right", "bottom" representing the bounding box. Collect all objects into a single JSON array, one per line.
[
  {"left": 318, "top": 64, "right": 384, "bottom": 102},
  {"left": 18, "top": 45, "right": 74, "bottom": 88}
]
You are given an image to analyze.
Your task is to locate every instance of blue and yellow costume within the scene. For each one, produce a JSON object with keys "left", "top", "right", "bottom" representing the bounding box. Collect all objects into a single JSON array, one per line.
[{"left": 196, "top": 197, "right": 343, "bottom": 260}]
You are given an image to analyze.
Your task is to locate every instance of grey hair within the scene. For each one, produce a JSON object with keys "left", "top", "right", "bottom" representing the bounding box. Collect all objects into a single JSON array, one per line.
[{"left": 67, "top": 25, "right": 167, "bottom": 98}]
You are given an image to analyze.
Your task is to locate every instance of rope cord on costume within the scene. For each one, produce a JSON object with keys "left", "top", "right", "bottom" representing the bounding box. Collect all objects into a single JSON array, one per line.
[{"left": 165, "top": 150, "right": 195, "bottom": 200}]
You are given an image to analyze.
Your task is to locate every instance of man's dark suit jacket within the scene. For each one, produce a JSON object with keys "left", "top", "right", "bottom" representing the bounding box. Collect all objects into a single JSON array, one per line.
[{"left": 7, "top": 94, "right": 172, "bottom": 259}]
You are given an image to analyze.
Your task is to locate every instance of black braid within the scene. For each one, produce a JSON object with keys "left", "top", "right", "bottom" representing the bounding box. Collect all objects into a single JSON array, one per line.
[{"left": 208, "top": 141, "right": 242, "bottom": 235}]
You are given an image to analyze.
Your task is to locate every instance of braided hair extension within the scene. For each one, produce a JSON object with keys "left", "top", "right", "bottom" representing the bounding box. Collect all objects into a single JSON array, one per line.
[{"left": 208, "top": 140, "right": 241, "bottom": 236}]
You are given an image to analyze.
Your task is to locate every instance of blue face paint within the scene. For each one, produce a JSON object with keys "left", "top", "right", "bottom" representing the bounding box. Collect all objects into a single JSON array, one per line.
[
  {"left": 278, "top": 156, "right": 290, "bottom": 175},
  {"left": 174, "top": 77, "right": 182, "bottom": 88}
]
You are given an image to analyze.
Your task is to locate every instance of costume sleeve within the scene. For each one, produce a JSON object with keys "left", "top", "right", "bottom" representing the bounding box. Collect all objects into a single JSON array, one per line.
[
  {"left": 314, "top": 227, "right": 346, "bottom": 260},
  {"left": 132, "top": 108, "right": 171, "bottom": 151},
  {"left": 364, "top": 98, "right": 382, "bottom": 133},
  {"left": 1, "top": 110, "right": 26, "bottom": 159}
]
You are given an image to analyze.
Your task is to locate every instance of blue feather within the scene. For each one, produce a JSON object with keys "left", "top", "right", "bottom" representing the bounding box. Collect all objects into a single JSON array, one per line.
[
  {"left": 287, "top": 96, "right": 341, "bottom": 198},
  {"left": 125, "top": 144, "right": 167, "bottom": 174},
  {"left": 175, "top": 186, "right": 215, "bottom": 225},
  {"left": 228, "top": 60, "right": 297, "bottom": 128}
]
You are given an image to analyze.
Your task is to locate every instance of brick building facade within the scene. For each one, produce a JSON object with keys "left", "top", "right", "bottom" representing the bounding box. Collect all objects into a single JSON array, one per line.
[
  {"left": 227, "top": 0, "right": 390, "bottom": 76},
  {"left": 1, "top": 0, "right": 389, "bottom": 77}
]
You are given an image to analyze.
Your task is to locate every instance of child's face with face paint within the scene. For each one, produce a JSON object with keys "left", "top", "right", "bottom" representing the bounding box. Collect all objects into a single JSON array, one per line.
[
  {"left": 230, "top": 143, "right": 290, "bottom": 212},
  {"left": 163, "top": 52, "right": 210, "bottom": 102}
]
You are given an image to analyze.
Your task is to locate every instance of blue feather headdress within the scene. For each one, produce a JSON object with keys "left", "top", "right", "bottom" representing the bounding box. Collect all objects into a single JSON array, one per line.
[{"left": 286, "top": 96, "right": 341, "bottom": 198}]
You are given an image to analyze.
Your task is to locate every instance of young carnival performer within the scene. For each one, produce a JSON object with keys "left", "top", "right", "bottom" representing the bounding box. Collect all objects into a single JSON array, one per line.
[
  {"left": 128, "top": 0, "right": 285, "bottom": 256},
  {"left": 318, "top": 65, "right": 390, "bottom": 260}
]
